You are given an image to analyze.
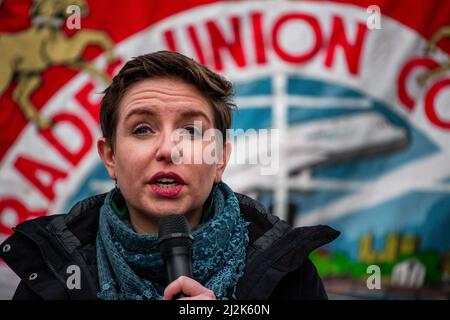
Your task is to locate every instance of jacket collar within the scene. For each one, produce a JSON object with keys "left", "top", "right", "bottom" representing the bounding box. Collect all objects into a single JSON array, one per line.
[
  {"left": 234, "top": 223, "right": 339, "bottom": 299},
  {"left": 234, "top": 193, "right": 340, "bottom": 299},
  {"left": 2, "top": 194, "right": 107, "bottom": 299}
]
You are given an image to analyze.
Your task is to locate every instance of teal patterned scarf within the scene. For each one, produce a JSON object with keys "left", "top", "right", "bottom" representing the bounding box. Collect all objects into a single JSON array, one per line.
[{"left": 96, "top": 182, "right": 249, "bottom": 300}]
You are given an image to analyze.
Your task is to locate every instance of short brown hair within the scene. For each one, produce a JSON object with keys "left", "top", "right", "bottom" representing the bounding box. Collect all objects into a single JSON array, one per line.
[{"left": 100, "top": 51, "right": 236, "bottom": 148}]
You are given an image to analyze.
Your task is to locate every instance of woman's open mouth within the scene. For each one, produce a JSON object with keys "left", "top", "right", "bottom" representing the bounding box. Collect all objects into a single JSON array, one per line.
[{"left": 148, "top": 172, "right": 185, "bottom": 197}]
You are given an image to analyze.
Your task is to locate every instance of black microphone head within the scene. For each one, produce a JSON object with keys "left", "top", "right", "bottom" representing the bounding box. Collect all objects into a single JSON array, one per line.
[
  {"left": 157, "top": 215, "right": 193, "bottom": 256},
  {"left": 159, "top": 214, "right": 190, "bottom": 236}
]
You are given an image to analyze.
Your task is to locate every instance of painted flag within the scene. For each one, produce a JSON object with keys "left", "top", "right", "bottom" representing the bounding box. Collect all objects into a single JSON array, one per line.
[{"left": 0, "top": 0, "right": 449, "bottom": 299}]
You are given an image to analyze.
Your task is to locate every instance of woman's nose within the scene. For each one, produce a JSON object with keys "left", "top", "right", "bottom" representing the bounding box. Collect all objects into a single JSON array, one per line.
[{"left": 155, "top": 129, "right": 180, "bottom": 163}]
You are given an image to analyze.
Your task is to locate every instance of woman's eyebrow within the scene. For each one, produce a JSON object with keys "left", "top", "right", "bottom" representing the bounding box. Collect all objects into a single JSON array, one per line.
[
  {"left": 124, "top": 107, "right": 157, "bottom": 122},
  {"left": 179, "top": 110, "right": 212, "bottom": 125}
]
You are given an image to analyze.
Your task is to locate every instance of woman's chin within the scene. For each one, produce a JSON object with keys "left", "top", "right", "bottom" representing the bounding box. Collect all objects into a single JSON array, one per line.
[
  {"left": 147, "top": 203, "right": 188, "bottom": 217},
  {"left": 140, "top": 194, "right": 194, "bottom": 220}
]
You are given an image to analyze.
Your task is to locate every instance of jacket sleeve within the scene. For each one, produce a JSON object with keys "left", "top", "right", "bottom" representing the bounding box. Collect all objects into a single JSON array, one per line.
[
  {"left": 270, "top": 258, "right": 328, "bottom": 300},
  {"left": 298, "top": 258, "right": 328, "bottom": 299},
  {"left": 12, "top": 281, "right": 42, "bottom": 300}
]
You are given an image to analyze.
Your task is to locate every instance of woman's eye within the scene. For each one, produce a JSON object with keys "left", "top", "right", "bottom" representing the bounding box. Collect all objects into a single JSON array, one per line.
[
  {"left": 184, "top": 126, "right": 202, "bottom": 138},
  {"left": 133, "top": 125, "right": 153, "bottom": 135}
]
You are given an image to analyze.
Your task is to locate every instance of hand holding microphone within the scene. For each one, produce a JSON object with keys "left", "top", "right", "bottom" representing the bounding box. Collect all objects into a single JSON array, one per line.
[{"left": 158, "top": 215, "right": 216, "bottom": 300}]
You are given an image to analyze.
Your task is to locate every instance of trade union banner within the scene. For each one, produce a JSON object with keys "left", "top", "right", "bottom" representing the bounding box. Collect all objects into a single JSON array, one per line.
[{"left": 0, "top": 0, "right": 449, "bottom": 298}]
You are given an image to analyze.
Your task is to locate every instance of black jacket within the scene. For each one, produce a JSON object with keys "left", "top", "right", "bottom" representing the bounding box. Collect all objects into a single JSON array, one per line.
[{"left": 0, "top": 192, "right": 339, "bottom": 300}]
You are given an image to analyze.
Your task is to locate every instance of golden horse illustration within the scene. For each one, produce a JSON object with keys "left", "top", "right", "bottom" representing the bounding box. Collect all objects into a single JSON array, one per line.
[
  {"left": 418, "top": 26, "right": 450, "bottom": 86},
  {"left": 0, "top": 0, "right": 115, "bottom": 129}
]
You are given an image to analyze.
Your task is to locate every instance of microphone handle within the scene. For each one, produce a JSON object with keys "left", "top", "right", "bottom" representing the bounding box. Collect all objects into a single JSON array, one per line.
[
  {"left": 165, "top": 248, "right": 193, "bottom": 282},
  {"left": 164, "top": 246, "right": 192, "bottom": 299}
]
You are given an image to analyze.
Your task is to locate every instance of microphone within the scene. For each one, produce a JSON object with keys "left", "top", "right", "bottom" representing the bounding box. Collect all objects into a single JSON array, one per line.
[{"left": 157, "top": 215, "right": 193, "bottom": 298}]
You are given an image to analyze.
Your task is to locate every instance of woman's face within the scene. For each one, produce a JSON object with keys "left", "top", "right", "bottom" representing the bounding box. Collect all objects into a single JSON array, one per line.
[{"left": 98, "top": 77, "right": 230, "bottom": 233}]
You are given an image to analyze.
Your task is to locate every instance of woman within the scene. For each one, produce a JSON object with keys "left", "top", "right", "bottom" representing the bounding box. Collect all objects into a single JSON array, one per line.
[{"left": 0, "top": 51, "right": 339, "bottom": 300}]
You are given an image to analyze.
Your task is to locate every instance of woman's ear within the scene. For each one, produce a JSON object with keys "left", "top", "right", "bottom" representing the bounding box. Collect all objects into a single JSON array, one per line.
[
  {"left": 214, "top": 141, "right": 232, "bottom": 183},
  {"left": 97, "top": 137, "right": 116, "bottom": 180}
]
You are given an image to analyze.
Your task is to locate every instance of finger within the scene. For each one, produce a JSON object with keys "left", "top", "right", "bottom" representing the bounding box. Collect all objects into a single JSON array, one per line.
[
  {"left": 177, "top": 293, "right": 216, "bottom": 300},
  {"left": 163, "top": 276, "right": 214, "bottom": 300},
  {"left": 163, "top": 276, "right": 204, "bottom": 300}
]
